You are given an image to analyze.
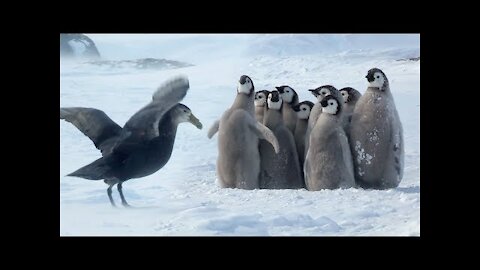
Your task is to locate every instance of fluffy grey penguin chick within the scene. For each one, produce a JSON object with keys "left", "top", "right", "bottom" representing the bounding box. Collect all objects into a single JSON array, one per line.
[
  {"left": 275, "top": 85, "right": 299, "bottom": 135},
  {"left": 339, "top": 87, "right": 362, "bottom": 137},
  {"left": 254, "top": 90, "right": 270, "bottom": 123},
  {"left": 207, "top": 75, "right": 280, "bottom": 190},
  {"left": 304, "top": 85, "right": 342, "bottom": 159},
  {"left": 304, "top": 95, "right": 355, "bottom": 190},
  {"left": 349, "top": 68, "right": 404, "bottom": 189},
  {"left": 292, "top": 101, "right": 314, "bottom": 170},
  {"left": 259, "top": 90, "right": 304, "bottom": 189}
]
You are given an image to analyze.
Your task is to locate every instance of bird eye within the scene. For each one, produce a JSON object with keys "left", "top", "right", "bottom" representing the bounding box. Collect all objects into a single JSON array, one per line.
[
  {"left": 321, "top": 91, "right": 326, "bottom": 95},
  {"left": 329, "top": 102, "right": 333, "bottom": 106},
  {"left": 376, "top": 75, "right": 380, "bottom": 78},
  {"left": 183, "top": 110, "right": 187, "bottom": 113},
  {"left": 286, "top": 90, "right": 290, "bottom": 93},
  {"left": 302, "top": 108, "right": 306, "bottom": 111}
]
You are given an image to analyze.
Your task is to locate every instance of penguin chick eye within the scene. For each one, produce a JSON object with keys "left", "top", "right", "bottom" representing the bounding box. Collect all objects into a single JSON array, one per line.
[
  {"left": 321, "top": 91, "right": 326, "bottom": 95},
  {"left": 376, "top": 75, "right": 380, "bottom": 79},
  {"left": 329, "top": 102, "right": 333, "bottom": 106},
  {"left": 341, "top": 92, "right": 345, "bottom": 96},
  {"left": 286, "top": 90, "right": 290, "bottom": 93},
  {"left": 302, "top": 108, "right": 306, "bottom": 111},
  {"left": 183, "top": 110, "right": 187, "bottom": 113}
]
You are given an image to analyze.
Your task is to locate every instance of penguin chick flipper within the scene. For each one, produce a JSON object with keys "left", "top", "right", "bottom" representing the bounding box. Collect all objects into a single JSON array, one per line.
[
  {"left": 207, "top": 120, "right": 220, "bottom": 139},
  {"left": 252, "top": 122, "right": 280, "bottom": 154}
]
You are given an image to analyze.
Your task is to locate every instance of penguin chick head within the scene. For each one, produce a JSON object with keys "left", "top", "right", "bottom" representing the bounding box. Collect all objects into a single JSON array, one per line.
[
  {"left": 275, "top": 85, "right": 297, "bottom": 104},
  {"left": 171, "top": 103, "right": 203, "bottom": 129},
  {"left": 267, "top": 90, "right": 283, "bottom": 110},
  {"left": 293, "top": 101, "right": 314, "bottom": 120},
  {"left": 309, "top": 85, "right": 338, "bottom": 102},
  {"left": 366, "top": 68, "right": 388, "bottom": 91},
  {"left": 339, "top": 87, "right": 359, "bottom": 103},
  {"left": 320, "top": 95, "right": 341, "bottom": 115},
  {"left": 237, "top": 75, "right": 254, "bottom": 95},
  {"left": 254, "top": 90, "right": 270, "bottom": 107}
]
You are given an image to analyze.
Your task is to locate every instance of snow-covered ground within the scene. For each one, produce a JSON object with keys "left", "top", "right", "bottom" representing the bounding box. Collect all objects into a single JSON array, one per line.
[{"left": 60, "top": 34, "right": 420, "bottom": 236}]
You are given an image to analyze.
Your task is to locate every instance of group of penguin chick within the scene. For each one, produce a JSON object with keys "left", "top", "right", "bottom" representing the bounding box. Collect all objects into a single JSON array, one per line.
[
  {"left": 208, "top": 68, "right": 404, "bottom": 191},
  {"left": 60, "top": 68, "right": 405, "bottom": 207}
]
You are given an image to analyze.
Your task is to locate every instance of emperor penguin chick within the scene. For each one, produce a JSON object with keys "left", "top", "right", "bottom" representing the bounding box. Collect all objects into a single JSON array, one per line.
[
  {"left": 304, "top": 95, "right": 355, "bottom": 190},
  {"left": 207, "top": 75, "right": 280, "bottom": 190},
  {"left": 292, "top": 101, "right": 314, "bottom": 169},
  {"left": 304, "top": 85, "right": 342, "bottom": 157},
  {"left": 339, "top": 87, "right": 362, "bottom": 136},
  {"left": 259, "top": 90, "right": 304, "bottom": 189},
  {"left": 275, "top": 85, "right": 299, "bottom": 135},
  {"left": 349, "top": 68, "right": 404, "bottom": 189},
  {"left": 254, "top": 90, "right": 270, "bottom": 123}
]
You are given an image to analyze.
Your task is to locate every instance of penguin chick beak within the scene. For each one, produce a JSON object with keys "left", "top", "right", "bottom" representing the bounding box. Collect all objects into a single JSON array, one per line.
[
  {"left": 275, "top": 87, "right": 284, "bottom": 93},
  {"left": 366, "top": 74, "right": 375, "bottom": 82},
  {"left": 308, "top": 89, "right": 318, "bottom": 97},
  {"left": 292, "top": 104, "right": 300, "bottom": 112},
  {"left": 320, "top": 99, "right": 328, "bottom": 107},
  {"left": 189, "top": 113, "right": 203, "bottom": 129},
  {"left": 239, "top": 75, "right": 247, "bottom": 84}
]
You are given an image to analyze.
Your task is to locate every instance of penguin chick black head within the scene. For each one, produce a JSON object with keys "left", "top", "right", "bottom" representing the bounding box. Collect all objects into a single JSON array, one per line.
[
  {"left": 365, "top": 68, "right": 389, "bottom": 91},
  {"left": 320, "top": 95, "right": 341, "bottom": 115},
  {"left": 275, "top": 85, "right": 297, "bottom": 104},
  {"left": 267, "top": 90, "right": 283, "bottom": 110},
  {"left": 292, "top": 101, "right": 315, "bottom": 120},
  {"left": 237, "top": 75, "right": 255, "bottom": 95},
  {"left": 254, "top": 90, "right": 270, "bottom": 107},
  {"left": 308, "top": 85, "right": 339, "bottom": 102},
  {"left": 171, "top": 103, "right": 203, "bottom": 129},
  {"left": 339, "top": 87, "right": 361, "bottom": 103}
]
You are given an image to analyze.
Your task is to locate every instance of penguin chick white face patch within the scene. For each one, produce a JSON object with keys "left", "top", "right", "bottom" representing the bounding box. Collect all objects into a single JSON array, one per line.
[
  {"left": 322, "top": 99, "right": 339, "bottom": 115},
  {"left": 267, "top": 93, "right": 283, "bottom": 110},
  {"left": 297, "top": 104, "right": 311, "bottom": 119},
  {"left": 368, "top": 72, "right": 385, "bottom": 88},
  {"left": 280, "top": 87, "right": 295, "bottom": 103},
  {"left": 254, "top": 93, "right": 267, "bottom": 106},
  {"left": 340, "top": 90, "right": 349, "bottom": 103},
  {"left": 238, "top": 78, "right": 253, "bottom": 95}
]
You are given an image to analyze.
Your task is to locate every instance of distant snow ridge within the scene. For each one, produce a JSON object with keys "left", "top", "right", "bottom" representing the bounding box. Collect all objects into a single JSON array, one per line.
[
  {"left": 244, "top": 34, "right": 420, "bottom": 57},
  {"left": 85, "top": 58, "right": 194, "bottom": 70}
]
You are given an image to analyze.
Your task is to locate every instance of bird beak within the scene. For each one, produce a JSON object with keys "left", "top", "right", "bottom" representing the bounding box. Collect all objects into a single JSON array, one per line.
[{"left": 189, "top": 113, "right": 203, "bottom": 129}]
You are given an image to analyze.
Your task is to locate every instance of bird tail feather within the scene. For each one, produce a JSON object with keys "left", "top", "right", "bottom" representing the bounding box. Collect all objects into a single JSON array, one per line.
[{"left": 66, "top": 157, "right": 112, "bottom": 180}]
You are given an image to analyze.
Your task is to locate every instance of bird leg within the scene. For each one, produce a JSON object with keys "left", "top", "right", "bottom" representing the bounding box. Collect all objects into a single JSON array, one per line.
[
  {"left": 107, "top": 184, "right": 117, "bottom": 207},
  {"left": 117, "top": 182, "right": 131, "bottom": 207}
]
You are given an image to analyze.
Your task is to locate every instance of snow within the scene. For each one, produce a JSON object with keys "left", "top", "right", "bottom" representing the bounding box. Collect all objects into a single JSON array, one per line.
[{"left": 60, "top": 34, "right": 420, "bottom": 236}]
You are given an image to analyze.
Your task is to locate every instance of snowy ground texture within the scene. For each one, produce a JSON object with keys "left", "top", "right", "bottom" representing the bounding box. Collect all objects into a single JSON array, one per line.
[{"left": 60, "top": 34, "right": 420, "bottom": 236}]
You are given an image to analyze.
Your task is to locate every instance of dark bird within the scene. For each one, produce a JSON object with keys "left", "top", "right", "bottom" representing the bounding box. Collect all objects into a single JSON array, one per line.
[{"left": 60, "top": 76, "right": 203, "bottom": 207}]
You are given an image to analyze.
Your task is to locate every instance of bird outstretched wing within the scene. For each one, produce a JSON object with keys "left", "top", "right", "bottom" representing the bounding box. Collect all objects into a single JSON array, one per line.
[
  {"left": 60, "top": 107, "right": 123, "bottom": 154},
  {"left": 122, "top": 76, "right": 190, "bottom": 142},
  {"left": 114, "top": 76, "right": 190, "bottom": 153}
]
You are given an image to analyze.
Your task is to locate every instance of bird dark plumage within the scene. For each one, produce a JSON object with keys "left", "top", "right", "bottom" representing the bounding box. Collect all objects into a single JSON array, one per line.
[{"left": 61, "top": 76, "right": 203, "bottom": 207}]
